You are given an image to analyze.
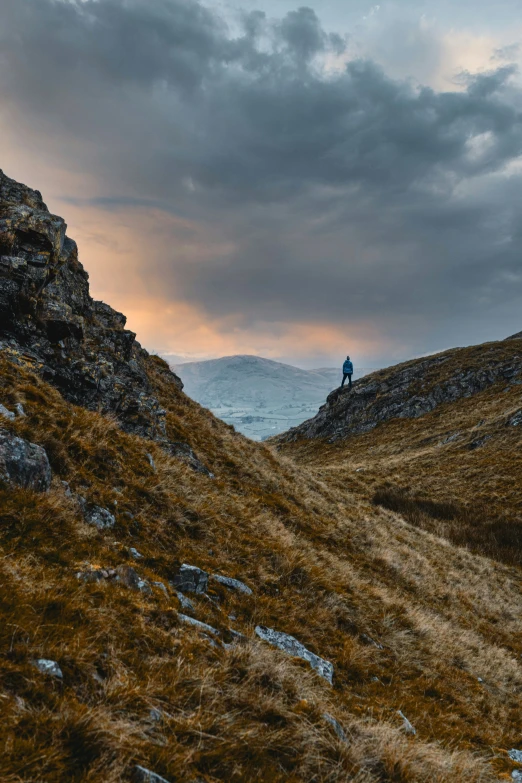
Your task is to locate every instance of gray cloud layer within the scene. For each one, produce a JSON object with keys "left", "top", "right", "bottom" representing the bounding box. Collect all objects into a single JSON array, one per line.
[{"left": 2, "top": 0, "right": 522, "bottom": 359}]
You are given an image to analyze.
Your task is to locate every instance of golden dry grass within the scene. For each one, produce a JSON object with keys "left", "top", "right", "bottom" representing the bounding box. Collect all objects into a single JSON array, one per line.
[{"left": 1, "top": 350, "right": 521, "bottom": 782}]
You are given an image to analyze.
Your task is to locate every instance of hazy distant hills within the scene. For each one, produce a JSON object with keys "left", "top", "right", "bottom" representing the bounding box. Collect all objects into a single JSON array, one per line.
[{"left": 169, "top": 354, "right": 374, "bottom": 440}]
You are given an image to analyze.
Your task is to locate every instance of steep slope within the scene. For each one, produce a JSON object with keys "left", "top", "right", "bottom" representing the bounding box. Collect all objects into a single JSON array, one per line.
[
  {"left": 1, "top": 172, "right": 522, "bottom": 783},
  {"left": 278, "top": 340, "right": 522, "bottom": 565},
  {"left": 171, "top": 355, "right": 348, "bottom": 440}
]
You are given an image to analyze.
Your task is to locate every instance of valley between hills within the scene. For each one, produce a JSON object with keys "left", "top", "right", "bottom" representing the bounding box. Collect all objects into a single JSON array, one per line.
[{"left": 1, "top": 168, "right": 522, "bottom": 783}]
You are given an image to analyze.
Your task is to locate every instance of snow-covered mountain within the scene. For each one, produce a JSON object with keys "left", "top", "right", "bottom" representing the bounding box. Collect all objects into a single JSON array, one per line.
[{"left": 168, "top": 355, "right": 374, "bottom": 440}]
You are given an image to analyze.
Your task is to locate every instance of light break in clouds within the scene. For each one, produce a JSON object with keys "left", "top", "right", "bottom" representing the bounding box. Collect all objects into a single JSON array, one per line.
[{"left": 1, "top": 0, "right": 522, "bottom": 368}]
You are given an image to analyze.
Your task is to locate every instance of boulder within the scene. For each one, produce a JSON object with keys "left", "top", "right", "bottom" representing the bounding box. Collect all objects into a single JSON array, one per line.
[
  {"left": 32, "top": 658, "right": 63, "bottom": 679},
  {"left": 0, "top": 430, "right": 52, "bottom": 491},
  {"left": 210, "top": 573, "right": 253, "bottom": 596},
  {"left": 255, "top": 625, "right": 334, "bottom": 684},
  {"left": 171, "top": 564, "right": 208, "bottom": 594}
]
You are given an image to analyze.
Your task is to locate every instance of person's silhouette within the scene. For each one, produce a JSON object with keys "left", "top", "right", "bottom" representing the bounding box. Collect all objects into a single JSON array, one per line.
[{"left": 341, "top": 356, "right": 353, "bottom": 389}]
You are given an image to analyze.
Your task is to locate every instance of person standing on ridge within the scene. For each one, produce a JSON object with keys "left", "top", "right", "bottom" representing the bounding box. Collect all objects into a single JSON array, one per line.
[{"left": 341, "top": 356, "right": 353, "bottom": 389}]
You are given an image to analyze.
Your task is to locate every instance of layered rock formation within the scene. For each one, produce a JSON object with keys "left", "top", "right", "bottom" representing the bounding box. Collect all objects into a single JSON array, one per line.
[
  {"left": 279, "top": 341, "right": 522, "bottom": 442},
  {"left": 0, "top": 169, "right": 182, "bottom": 442}
]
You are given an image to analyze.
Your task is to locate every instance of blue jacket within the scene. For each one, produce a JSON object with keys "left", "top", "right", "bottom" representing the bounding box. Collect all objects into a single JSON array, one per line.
[{"left": 343, "top": 360, "right": 353, "bottom": 374}]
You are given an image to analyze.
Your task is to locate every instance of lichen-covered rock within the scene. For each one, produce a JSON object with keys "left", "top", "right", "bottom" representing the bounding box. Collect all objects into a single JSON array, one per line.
[
  {"left": 255, "top": 625, "right": 334, "bottom": 684},
  {"left": 0, "top": 429, "right": 51, "bottom": 491},
  {"left": 78, "top": 498, "right": 116, "bottom": 530},
  {"left": 171, "top": 564, "right": 209, "bottom": 594},
  {"left": 0, "top": 169, "right": 183, "bottom": 444}
]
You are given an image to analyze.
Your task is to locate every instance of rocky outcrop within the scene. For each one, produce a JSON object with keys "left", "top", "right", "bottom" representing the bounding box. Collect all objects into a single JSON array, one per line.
[
  {"left": 0, "top": 430, "right": 52, "bottom": 491},
  {"left": 279, "top": 343, "right": 522, "bottom": 443},
  {"left": 0, "top": 169, "right": 182, "bottom": 442}
]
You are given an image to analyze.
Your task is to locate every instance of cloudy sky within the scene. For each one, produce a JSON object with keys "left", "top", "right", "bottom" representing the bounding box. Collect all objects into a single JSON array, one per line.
[{"left": 1, "top": 0, "right": 522, "bottom": 368}]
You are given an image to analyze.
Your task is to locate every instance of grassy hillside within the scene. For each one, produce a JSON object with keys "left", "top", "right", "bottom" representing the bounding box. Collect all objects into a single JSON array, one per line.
[
  {"left": 1, "top": 348, "right": 522, "bottom": 782},
  {"left": 279, "top": 338, "right": 522, "bottom": 568}
]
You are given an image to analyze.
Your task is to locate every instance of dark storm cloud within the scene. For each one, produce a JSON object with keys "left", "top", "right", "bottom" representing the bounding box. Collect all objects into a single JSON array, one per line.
[{"left": 2, "top": 0, "right": 522, "bottom": 352}]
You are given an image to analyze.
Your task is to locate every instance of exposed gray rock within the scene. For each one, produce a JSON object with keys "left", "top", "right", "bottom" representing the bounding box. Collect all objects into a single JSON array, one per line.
[
  {"left": 174, "top": 591, "right": 196, "bottom": 612},
  {"left": 323, "top": 713, "right": 347, "bottom": 742},
  {"left": 78, "top": 498, "right": 116, "bottom": 530},
  {"left": 152, "top": 581, "right": 169, "bottom": 597},
  {"left": 129, "top": 547, "right": 143, "bottom": 560},
  {"left": 279, "top": 345, "right": 522, "bottom": 443},
  {"left": 14, "top": 403, "right": 25, "bottom": 417},
  {"left": 0, "top": 404, "right": 15, "bottom": 421},
  {"left": 32, "top": 658, "right": 63, "bottom": 679},
  {"left": 134, "top": 766, "right": 171, "bottom": 783},
  {"left": 149, "top": 708, "right": 163, "bottom": 723},
  {"left": 179, "top": 614, "right": 220, "bottom": 637},
  {"left": 210, "top": 573, "right": 253, "bottom": 596},
  {"left": 359, "top": 633, "right": 383, "bottom": 650},
  {"left": 171, "top": 564, "right": 208, "bottom": 594},
  {"left": 166, "top": 442, "right": 213, "bottom": 477},
  {"left": 76, "top": 566, "right": 118, "bottom": 583},
  {"left": 508, "top": 410, "right": 522, "bottom": 427},
  {"left": 512, "top": 772, "right": 522, "bottom": 782},
  {"left": 116, "top": 565, "right": 152, "bottom": 595},
  {"left": 397, "top": 710, "right": 416, "bottom": 736},
  {"left": 509, "top": 750, "right": 522, "bottom": 763},
  {"left": 255, "top": 625, "right": 334, "bottom": 684},
  {"left": 146, "top": 453, "right": 156, "bottom": 471},
  {"left": 0, "top": 430, "right": 52, "bottom": 491}
]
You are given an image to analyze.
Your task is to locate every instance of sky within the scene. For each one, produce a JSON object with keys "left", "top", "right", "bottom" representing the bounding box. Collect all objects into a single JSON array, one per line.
[{"left": 1, "top": 0, "right": 522, "bottom": 369}]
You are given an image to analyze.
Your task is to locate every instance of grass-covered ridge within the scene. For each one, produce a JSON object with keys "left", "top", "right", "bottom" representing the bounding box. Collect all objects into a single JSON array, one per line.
[{"left": 1, "top": 348, "right": 522, "bottom": 782}]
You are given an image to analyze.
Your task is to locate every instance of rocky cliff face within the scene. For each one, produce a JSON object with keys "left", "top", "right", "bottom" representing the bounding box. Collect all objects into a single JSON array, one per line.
[
  {"left": 279, "top": 339, "right": 522, "bottom": 442},
  {"left": 0, "top": 169, "right": 182, "bottom": 442}
]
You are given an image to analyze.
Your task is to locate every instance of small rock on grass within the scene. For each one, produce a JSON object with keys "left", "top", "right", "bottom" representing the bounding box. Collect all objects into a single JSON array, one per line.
[
  {"left": 179, "top": 614, "right": 220, "bottom": 637},
  {"left": 255, "top": 625, "right": 334, "bottom": 684},
  {"left": 78, "top": 497, "right": 116, "bottom": 530},
  {"left": 171, "top": 564, "right": 208, "bottom": 594},
  {"left": 211, "top": 573, "right": 253, "bottom": 595},
  {"left": 397, "top": 710, "right": 416, "bottom": 735},
  {"left": 32, "top": 659, "right": 63, "bottom": 679},
  {"left": 134, "top": 765, "right": 171, "bottom": 783},
  {"left": 512, "top": 772, "right": 522, "bottom": 782},
  {"left": 0, "top": 404, "right": 15, "bottom": 421},
  {"left": 509, "top": 750, "right": 522, "bottom": 763},
  {"left": 323, "top": 713, "right": 347, "bottom": 742}
]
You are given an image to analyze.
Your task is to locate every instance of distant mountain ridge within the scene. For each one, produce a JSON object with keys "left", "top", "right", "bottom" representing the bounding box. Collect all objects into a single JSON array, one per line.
[{"left": 169, "top": 354, "right": 375, "bottom": 440}]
